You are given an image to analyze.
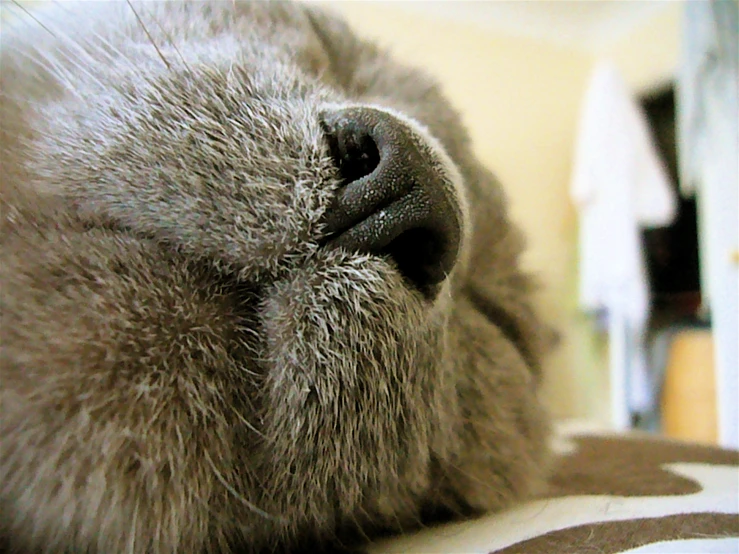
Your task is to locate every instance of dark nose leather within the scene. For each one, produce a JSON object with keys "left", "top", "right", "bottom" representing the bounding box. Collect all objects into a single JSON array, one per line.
[{"left": 321, "top": 107, "right": 462, "bottom": 297}]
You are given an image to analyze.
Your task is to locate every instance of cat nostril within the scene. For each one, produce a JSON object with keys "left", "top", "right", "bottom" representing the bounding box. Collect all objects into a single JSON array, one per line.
[
  {"left": 384, "top": 227, "right": 447, "bottom": 294},
  {"left": 323, "top": 120, "right": 380, "bottom": 184}
]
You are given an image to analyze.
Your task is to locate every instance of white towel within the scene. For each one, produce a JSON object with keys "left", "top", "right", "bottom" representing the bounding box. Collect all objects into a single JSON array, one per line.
[{"left": 571, "top": 61, "right": 677, "bottom": 417}]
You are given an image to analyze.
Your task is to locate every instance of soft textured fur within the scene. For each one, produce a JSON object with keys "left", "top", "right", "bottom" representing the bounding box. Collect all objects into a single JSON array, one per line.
[{"left": 0, "top": 2, "right": 554, "bottom": 552}]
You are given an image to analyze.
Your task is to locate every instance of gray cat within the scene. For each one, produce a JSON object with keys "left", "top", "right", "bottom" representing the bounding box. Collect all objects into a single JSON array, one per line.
[{"left": 0, "top": 2, "right": 555, "bottom": 552}]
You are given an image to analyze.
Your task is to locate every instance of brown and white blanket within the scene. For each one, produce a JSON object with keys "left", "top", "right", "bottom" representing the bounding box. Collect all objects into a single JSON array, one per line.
[{"left": 370, "top": 427, "right": 739, "bottom": 553}]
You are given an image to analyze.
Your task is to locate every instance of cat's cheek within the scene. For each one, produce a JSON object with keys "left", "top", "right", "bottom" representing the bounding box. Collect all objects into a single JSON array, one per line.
[
  {"left": 254, "top": 249, "right": 448, "bottom": 520},
  {"left": 258, "top": 249, "right": 427, "bottom": 382}
]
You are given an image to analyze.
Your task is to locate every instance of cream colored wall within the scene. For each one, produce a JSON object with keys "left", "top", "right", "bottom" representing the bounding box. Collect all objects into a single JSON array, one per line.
[
  {"left": 602, "top": 1, "right": 682, "bottom": 94},
  {"left": 320, "top": 1, "right": 682, "bottom": 424},
  {"left": 318, "top": 1, "right": 603, "bottom": 421}
]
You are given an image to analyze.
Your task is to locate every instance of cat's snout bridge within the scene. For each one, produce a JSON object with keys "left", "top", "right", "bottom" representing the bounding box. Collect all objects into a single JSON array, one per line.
[{"left": 320, "top": 107, "right": 462, "bottom": 297}]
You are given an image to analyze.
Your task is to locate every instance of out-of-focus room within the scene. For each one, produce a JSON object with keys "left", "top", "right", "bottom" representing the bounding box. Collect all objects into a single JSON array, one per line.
[{"left": 316, "top": 0, "right": 738, "bottom": 449}]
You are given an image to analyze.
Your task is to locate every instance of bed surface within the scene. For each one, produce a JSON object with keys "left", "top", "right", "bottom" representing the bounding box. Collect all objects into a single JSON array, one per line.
[{"left": 368, "top": 424, "right": 739, "bottom": 553}]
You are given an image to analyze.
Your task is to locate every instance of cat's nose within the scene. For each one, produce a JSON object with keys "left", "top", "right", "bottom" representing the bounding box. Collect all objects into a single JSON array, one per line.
[{"left": 321, "top": 107, "right": 463, "bottom": 297}]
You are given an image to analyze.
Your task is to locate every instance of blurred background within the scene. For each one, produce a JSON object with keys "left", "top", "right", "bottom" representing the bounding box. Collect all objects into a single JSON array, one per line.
[{"left": 314, "top": 0, "right": 738, "bottom": 447}]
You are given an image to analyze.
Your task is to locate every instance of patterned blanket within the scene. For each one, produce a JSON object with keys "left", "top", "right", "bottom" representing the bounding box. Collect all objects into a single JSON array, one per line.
[{"left": 369, "top": 428, "right": 739, "bottom": 553}]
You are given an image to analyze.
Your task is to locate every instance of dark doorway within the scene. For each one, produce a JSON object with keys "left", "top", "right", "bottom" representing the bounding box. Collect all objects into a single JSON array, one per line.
[{"left": 640, "top": 86, "right": 702, "bottom": 319}]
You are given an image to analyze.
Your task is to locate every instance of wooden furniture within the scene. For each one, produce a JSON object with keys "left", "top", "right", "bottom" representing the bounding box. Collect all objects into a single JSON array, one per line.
[{"left": 661, "top": 329, "right": 718, "bottom": 444}]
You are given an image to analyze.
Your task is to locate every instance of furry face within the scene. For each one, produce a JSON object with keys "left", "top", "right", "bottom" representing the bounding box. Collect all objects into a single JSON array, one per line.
[{"left": 0, "top": 2, "right": 554, "bottom": 552}]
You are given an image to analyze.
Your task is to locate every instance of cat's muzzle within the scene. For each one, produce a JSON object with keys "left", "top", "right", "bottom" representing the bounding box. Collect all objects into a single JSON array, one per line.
[{"left": 320, "top": 106, "right": 462, "bottom": 298}]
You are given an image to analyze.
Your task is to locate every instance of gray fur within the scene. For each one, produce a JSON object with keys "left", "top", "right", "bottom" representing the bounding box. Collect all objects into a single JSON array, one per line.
[{"left": 0, "top": 2, "right": 554, "bottom": 552}]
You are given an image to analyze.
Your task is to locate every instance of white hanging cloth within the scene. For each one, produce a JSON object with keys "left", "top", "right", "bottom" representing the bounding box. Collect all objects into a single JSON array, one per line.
[{"left": 570, "top": 61, "right": 677, "bottom": 424}]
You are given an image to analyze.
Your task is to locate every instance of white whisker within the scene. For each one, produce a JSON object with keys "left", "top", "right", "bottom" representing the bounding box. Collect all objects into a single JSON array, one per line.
[
  {"left": 9, "top": 0, "right": 57, "bottom": 38},
  {"left": 3, "top": 43, "right": 84, "bottom": 101},
  {"left": 46, "top": 46, "right": 110, "bottom": 92},
  {"left": 49, "top": 1, "right": 130, "bottom": 68},
  {"left": 125, "top": 0, "right": 171, "bottom": 71},
  {"left": 143, "top": 3, "right": 191, "bottom": 72},
  {"left": 5, "top": 3, "right": 113, "bottom": 94}
]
